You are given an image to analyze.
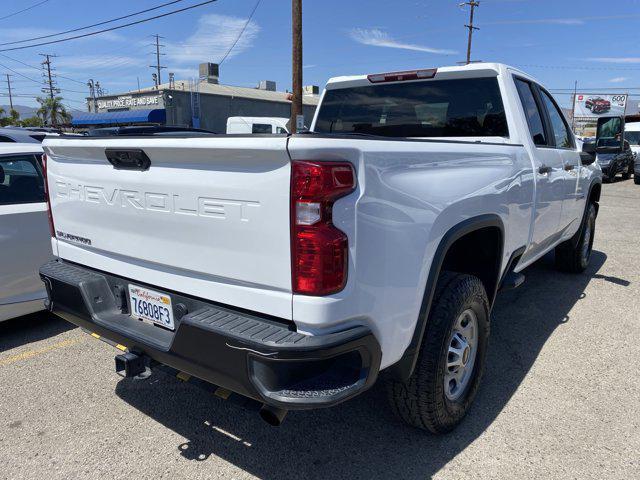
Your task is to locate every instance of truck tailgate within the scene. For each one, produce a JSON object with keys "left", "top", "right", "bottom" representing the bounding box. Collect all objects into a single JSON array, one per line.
[{"left": 43, "top": 136, "right": 293, "bottom": 319}]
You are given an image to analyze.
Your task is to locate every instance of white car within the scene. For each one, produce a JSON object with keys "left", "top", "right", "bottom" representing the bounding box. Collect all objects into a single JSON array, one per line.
[{"left": 0, "top": 144, "right": 52, "bottom": 322}]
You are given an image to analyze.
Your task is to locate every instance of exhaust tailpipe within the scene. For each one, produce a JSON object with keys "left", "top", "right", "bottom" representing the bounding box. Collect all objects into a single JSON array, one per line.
[{"left": 259, "top": 404, "right": 288, "bottom": 426}]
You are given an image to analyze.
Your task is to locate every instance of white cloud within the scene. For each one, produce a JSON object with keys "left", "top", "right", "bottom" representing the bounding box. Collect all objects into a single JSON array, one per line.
[
  {"left": 588, "top": 57, "right": 640, "bottom": 64},
  {"left": 609, "top": 77, "right": 629, "bottom": 83},
  {"left": 349, "top": 28, "right": 456, "bottom": 55},
  {"left": 54, "top": 55, "right": 140, "bottom": 70},
  {"left": 166, "top": 14, "right": 260, "bottom": 65}
]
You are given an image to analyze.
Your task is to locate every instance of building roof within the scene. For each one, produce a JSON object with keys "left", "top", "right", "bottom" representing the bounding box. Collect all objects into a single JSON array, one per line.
[
  {"left": 72, "top": 109, "right": 166, "bottom": 126},
  {"left": 126, "top": 80, "right": 320, "bottom": 106}
]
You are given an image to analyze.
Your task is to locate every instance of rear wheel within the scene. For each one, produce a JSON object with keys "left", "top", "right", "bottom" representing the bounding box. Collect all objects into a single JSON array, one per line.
[
  {"left": 386, "top": 272, "right": 489, "bottom": 433},
  {"left": 555, "top": 202, "right": 596, "bottom": 273},
  {"left": 622, "top": 167, "right": 631, "bottom": 180},
  {"left": 634, "top": 176, "right": 640, "bottom": 185}
]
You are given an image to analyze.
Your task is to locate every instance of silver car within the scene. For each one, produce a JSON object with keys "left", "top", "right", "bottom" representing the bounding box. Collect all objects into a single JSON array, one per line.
[{"left": 0, "top": 144, "right": 52, "bottom": 322}]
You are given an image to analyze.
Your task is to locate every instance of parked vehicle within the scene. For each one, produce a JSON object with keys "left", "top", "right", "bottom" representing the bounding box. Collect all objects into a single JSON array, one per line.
[
  {"left": 625, "top": 122, "right": 640, "bottom": 184},
  {"left": 0, "top": 144, "right": 52, "bottom": 322},
  {"left": 0, "top": 127, "right": 49, "bottom": 143},
  {"left": 40, "top": 63, "right": 602, "bottom": 432},
  {"left": 226, "top": 116, "right": 290, "bottom": 134},
  {"left": 591, "top": 117, "right": 635, "bottom": 182},
  {"left": 585, "top": 97, "right": 611, "bottom": 114}
]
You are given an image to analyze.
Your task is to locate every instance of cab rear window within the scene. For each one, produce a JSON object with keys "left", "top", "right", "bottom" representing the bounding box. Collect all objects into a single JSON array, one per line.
[{"left": 314, "top": 77, "right": 508, "bottom": 138}]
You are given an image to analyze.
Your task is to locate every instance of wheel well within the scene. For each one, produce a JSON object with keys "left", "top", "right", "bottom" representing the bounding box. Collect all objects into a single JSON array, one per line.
[{"left": 441, "top": 227, "right": 503, "bottom": 304}]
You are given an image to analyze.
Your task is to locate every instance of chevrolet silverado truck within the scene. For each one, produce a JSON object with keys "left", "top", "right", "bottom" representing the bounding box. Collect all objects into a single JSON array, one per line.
[{"left": 39, "top": 63, "right": 602, "bottom": 433}]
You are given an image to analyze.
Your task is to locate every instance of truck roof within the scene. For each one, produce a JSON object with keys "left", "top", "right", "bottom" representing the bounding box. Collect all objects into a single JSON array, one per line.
[
  {"left": 0, "top": 143, "right": 43, "bottom": 155},
  {"left": 325, "top": 62, "right": 536, "bottom": 90}
]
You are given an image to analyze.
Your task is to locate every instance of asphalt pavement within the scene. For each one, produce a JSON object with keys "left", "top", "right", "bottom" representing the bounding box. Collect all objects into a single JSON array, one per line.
[{"left": 1, "top": 179, "right": 638, "bottom": 480}]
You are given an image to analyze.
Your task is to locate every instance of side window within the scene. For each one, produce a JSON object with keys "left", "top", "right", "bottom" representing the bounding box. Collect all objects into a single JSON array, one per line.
[
  {"left": 252, "top": 123, "right": 273, "bottom": 134},
  {"left": 514, "top": 78, "right": 547, "bottom": 146},
  {"left": 0, "top": 155, "right": 45, "bottom": 206},
  {"left": 540, "top": 90, "right": 574, "bottom": 149}
]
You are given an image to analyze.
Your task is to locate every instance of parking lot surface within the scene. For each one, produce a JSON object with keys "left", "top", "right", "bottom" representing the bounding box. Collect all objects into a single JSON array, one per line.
[{"left": 1, "top": 179, "right": 639, "bottom": 480}]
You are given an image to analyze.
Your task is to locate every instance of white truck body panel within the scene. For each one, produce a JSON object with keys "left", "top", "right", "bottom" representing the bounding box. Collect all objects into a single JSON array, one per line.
[{"left": 45, "top": 137, "right": 293, "bottom": 319}]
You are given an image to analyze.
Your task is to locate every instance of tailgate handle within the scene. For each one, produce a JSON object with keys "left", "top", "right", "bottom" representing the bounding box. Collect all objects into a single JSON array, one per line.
[{"left": 105, "top": 148, "right": 151, "bottom": 171}]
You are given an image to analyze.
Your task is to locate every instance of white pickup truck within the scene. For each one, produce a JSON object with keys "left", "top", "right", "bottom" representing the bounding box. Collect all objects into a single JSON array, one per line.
[{"left": 40, "top": 63, "right": 602, "bottom": 433}]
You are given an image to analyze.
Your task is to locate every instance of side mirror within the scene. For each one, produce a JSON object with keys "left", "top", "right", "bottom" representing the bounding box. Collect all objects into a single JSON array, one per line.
[
  {"left": 582, "top": 142, "right": 596, "bottom": 154},
  {"left": 581, "top": 142, "right": 597, "bottom": 165},
  {"left": 596, "top": 116, "right": 624, "bottom": 153}
]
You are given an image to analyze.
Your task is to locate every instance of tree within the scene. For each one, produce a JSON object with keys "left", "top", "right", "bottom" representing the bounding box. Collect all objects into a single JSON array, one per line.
[
  {"left": 36, "top": 96, "right": 71, "bottom": 127},
  {"left": 19, "top": 116, "right": 44, "bottom": 128}
]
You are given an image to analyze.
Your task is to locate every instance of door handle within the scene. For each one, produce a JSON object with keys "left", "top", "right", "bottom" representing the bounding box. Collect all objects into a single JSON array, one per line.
[
  {"left": 564, "top": 164, "right": 575, "bottom": 171},
  {"left": 538, "top": 165, "right": 552, "bottom": 174}
]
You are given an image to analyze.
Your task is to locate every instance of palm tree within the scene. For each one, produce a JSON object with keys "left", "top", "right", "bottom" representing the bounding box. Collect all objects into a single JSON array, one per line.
[{"left": 36, "top": 96, "right": 71, "bottom": 127}]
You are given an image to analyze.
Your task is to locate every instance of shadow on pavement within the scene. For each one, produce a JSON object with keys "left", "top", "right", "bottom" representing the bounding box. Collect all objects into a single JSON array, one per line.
[
  {"left": 0, "top": 311, "right": 76, "bottom": 352},
  {"left": 116, "top": 251, "right": 613, "bottom": 480}
]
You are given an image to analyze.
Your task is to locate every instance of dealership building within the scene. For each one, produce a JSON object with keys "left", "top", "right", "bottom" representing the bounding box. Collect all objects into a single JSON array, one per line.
[{"left": 72, "top": 63, "right": 320, "bottom": 132}]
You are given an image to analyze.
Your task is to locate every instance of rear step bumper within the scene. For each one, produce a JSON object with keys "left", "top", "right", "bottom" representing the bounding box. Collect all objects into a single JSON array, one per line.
[{"left": 40, "top": 259, "right": 381, "bottom": 410}]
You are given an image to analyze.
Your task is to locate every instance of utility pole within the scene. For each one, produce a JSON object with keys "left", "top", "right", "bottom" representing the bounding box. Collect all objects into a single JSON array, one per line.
[
  {"left": 39, "top": 53, "right": 60, "bottom": 127},
  {"left": 40, "top": 53, "right": 58, "bottom": 101},
  {"left": 461, "top": 1, "right": 480, "bottom": 65},
  {"left": 571, "top": 80, "right": 578, "bottom": 132},
  {"left": 150, "top": 34, "right": 166, "bottom": 88},
  {"left": 87, "top": 79, "right": 96, "bottom": 112},
  {"left": 5, "top": 74, "right": 13, "bottom": 111},
  {"left": 290, "top": 0, "right": 303, "bottom": 133}
]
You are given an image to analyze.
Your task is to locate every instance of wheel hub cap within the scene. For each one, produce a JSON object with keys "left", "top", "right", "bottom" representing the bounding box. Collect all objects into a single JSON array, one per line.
[{"left": 444, "top": 309, "right": 479, "bottom": 401}]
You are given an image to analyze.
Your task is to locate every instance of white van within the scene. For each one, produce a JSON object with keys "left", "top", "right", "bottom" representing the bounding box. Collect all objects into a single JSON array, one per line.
[
  {"left": 626, "top": 122, "right": 640, "bottom": 157},
  {"left": 226, "top": 117, "right": 290, "bottom": 134}
]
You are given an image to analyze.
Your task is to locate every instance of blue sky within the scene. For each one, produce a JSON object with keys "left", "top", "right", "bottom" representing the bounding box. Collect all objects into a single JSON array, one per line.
[{"left": 1, "top": 0, "right": 639, "bottom": 112}]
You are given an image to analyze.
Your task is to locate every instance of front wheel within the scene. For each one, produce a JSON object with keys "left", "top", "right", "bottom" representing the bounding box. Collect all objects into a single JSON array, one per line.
[
  {"left": 634, "top": 176, "right": 640, "bottom": 185},
  {"left": 386, "top": 272, "right": 489, "bottom": 433},
  {"left": 555, "top": 202, "right": 597, "bottom": 273}
]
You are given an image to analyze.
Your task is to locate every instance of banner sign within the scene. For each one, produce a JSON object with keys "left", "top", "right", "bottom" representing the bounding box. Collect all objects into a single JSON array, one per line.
[{"left": 573, "top": 93, "right": 627, "bottom": 118}]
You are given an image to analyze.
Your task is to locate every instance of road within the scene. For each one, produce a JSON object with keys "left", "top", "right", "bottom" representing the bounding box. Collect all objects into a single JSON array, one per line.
[{"left": 1, "top": 179, "right": 639, "bottom": 480}]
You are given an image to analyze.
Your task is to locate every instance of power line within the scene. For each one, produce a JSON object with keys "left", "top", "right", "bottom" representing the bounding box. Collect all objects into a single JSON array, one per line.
[
  {"left": 0, "top": 0, "right": 220, "bottom": 53},
  {"left": 219, "top": 0, "right": 262, "bottom": 65},
  {"left": 0, "top": 53, "right": 92, "bottom": 85},
  {"left": 0, "top": 0, "right": 50, "bottom": 22},
  {"left": 0, "top": 0, "right": 184, "bottom": 47}
]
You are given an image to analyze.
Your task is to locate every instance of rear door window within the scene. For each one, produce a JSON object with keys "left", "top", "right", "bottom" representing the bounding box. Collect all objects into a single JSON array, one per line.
[
  {"left": 515, "top": 78, "right": 547, "bottom": 147},
  {"left": 314, "top": 77, "right": 509, "bottom": 138},
  {"left": 0, "top": 155, "right": 45, "bottom": 206},
  {"left": 252, "top": 123, "right": 273, "bottom": 134},
  {"left": 539, "top": 89, "right": 574, "bottom": 149}
]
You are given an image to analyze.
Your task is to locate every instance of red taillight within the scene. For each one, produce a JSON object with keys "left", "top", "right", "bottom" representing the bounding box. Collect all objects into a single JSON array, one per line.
[
  {"left": 291, "top": 161, "right": 356, "bottom": 295},
  {"left": 41, "top": 153, "right": 55, "bottom": 237},
  {"left": 367, "top": 68, "right": 437, "bottom": 83}
]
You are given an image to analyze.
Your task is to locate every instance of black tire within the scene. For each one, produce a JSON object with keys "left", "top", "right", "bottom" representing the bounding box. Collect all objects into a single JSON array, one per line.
[
  {"left": 386, "top": 272, "right": 490, "bottom": 433},
  {"left": 622, "top": 168, "right": 631, "bottom": 180},
  {"left": 634, "top": 176, "right": 640, "bottom": 185},
  {"left": 555, "top": 202, "right": 597, "bottom": 273}
]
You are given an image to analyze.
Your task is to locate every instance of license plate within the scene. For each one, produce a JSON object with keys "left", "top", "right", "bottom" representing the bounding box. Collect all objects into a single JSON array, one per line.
[{"left": 128, "top": 284, "right": 175, "bottom": 330}]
